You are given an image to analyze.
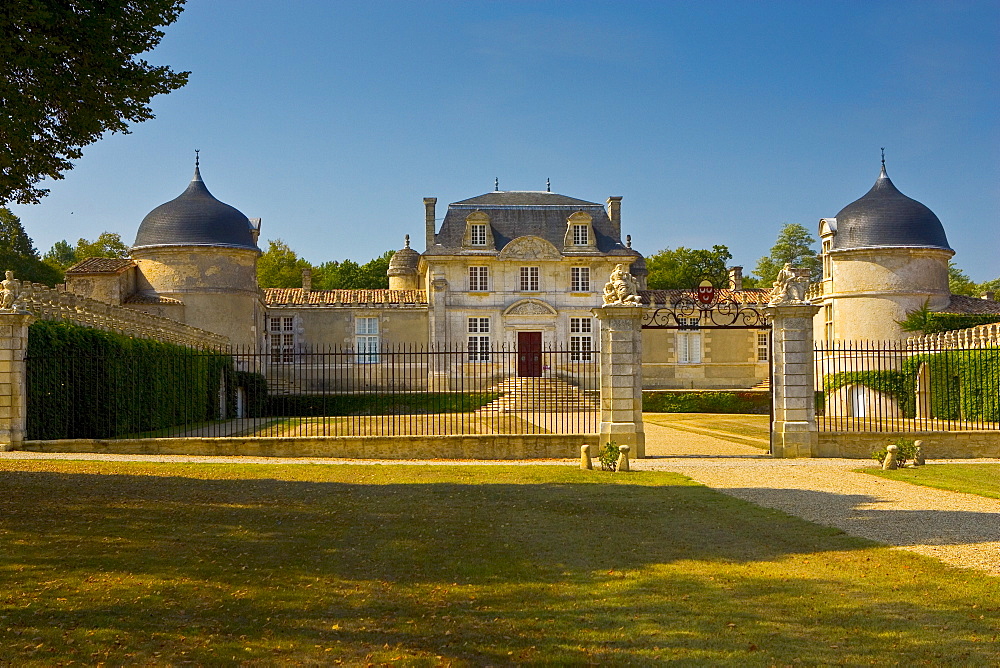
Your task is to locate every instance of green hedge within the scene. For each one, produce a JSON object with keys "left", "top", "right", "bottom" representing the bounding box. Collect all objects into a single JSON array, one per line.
[
  {"left": 268, "top": 393, "right": 498, "bottom": 417},
  {"left": 642, "top": 391, "right": 770, "bottom": 414},
  {"left": 26, "top": 321, "right": 238, "bottom": 440},
  {"left": 922, "top": 313, "right": 1000, "bottom": 334}
]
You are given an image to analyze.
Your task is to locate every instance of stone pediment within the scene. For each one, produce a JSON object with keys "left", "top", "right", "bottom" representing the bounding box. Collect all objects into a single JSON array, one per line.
[
  {"left": 497, "top": 236, "right": 561, "bottom": 261},
  {"left": 503, "top": 298, "right": 557, "bottom": 316}
]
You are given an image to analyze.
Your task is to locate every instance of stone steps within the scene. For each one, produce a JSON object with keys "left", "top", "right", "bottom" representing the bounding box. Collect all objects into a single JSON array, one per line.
[{"left": 478, "top": 377, "right": 599, "bottom": 413}]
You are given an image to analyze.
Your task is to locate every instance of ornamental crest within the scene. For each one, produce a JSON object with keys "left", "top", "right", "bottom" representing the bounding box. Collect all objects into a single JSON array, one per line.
[
  {"left": 503, "top": 299, "right": 557, "bottom": 316},
  {"left": 497, "top": 236, "right": 561, "bottom": 261}
]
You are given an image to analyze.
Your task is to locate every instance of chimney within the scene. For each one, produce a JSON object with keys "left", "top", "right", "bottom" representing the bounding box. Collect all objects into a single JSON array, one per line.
[
  {"left": 728, "top": 266, "right": 743, "bottom": 291},
  {"left": 983, "top": 291, "right": 996, "bottom": 301},
  {"left": 606, "top": 196, "right": 622, "bottom": 240},
  {"left": 301, "top": 268, "right": 312, "bottom": 295},
  {"left": 424, "top": 197, "right": 437, "bottom": 249}
]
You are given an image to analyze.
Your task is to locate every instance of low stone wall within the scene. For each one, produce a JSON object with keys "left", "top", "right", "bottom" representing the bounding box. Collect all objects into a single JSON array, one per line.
[
  {"left": 817, "top": 431, "right": 1000, "bottom": 459},
  {"left": 17, "top": 281, "right": 228, "bottom": 349},
  {"left": 20, "top": 433, "right": 600, "bottom": 460}
]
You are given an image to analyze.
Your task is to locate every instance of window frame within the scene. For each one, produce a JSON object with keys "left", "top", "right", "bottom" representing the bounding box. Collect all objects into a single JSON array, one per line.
[
  {"left": 570, "top": 266, "right": 590, "bottom": 292},
  {"left": 519, "top": 266, "right": 539, "bottom": 292},
  {"left": 569, "top": 317, "right": 593, "bottom": 362},
  {"left": 355, "top": 317, "right": 380, "bottom": 363},
  {"left": 467, "top": 317, "right": 490, "bottom": 362},
  {"left": 469, "top": 266, "right": 489, "bottom": 292}
]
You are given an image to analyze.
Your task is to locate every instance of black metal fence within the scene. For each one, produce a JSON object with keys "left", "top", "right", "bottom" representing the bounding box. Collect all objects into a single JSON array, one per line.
[
  {"left": 26, "top": 344, "right": 600, "bottom": 440},
  {"left": 814, "top": 340, "right": 1000, "bottom": 432}
]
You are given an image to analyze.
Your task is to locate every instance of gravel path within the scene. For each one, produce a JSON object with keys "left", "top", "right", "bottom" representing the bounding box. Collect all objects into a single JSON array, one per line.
[
  {"left": 636, "top": 422, "right": 1000, "bottom": 576},
  {"left": 3, "top": 422, "right": 999, "bottom": 575}
]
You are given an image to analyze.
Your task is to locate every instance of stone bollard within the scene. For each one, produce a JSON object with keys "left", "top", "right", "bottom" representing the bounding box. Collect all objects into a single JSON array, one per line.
[
  {"left": 580, "top": 444, "right": 593, "bottom": 470},
  {"left": 913, "top": 441, "right": 925, "bottom": 466},
  {"left": 882, "top": 444, "right": 898, "bottom": 470},
  {"left": 616, "top": 444, "right": 630, "bottom": 472}
]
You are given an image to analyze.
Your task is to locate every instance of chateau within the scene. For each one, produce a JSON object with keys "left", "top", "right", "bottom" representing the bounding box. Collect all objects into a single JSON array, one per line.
[{"left": 62, "top": 159, "right": 1000, "bottom": 390}]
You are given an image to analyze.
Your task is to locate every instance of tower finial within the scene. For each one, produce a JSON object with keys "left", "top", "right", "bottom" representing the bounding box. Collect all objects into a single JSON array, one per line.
[
  {"left": 880, "top": 147, "right": 885, "bottom": 167},
  {"left": 404, "top": 234, "right": 410, "bottom": 249},
  {"left": 195, "top": 149, "right": 200, "bottom": 168},
  {"left": 495, "top": 177, "right": 499, "bottom": 192},
  {"left": 546, "top": 178, "right": 550, "bottom": 192},
  {"left": 626, "top": 234, "right": 632, "bottom": 249}
]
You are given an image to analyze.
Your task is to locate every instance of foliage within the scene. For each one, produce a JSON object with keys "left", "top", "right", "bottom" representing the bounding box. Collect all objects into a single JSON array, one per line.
[
  {"left": 947, "top": 261, "right": 979, "bottom": 297},
  {"left": 268, "top": 392, "right": 497, "bottom": 417},
  {"left": 44, "top": 232, "right": 131, "bottom": 270},
  {"left": 25, "top": 320, "right": 240, "bottom": 439},
  {"left": 823, "top": 349, "right": 1000, "bottom": 422},
  {"left": 0, "top": 207, "right": 63, "bottom": 284},
  {"left": 898, "top": 299, "right": 1000, "bottom": 334},
  {"left": 753, "top": 223, "right": 821, "bottom": 285},
  {"left": 643, "top": 391, "right": 771, "bottom": 414},
  {"left": 234, "top": 370, "right": 268, "bottom": 418},
  {"left": 871, "top": 438, "right": 917, "bottom": 468},
  {"left": 257, "top": 239, "right": 311, "bottom": 288},
  {"left": 0, "top": 462, "right": 998, "bottom": 665},
  {"left": 644, "top": 245, "right": 732, "bottom": 290},
  {"left": 598, "top": 441, "right": 619, "bottom": 471},
  {"left": 257, "top": 239, "right": 395, "bottom": 290},
  {"left": 0, "top": 0, "right": 189, "bottom": 204},
  {"left": 896, "top": 299, "right": 934, "bottom": 333},
  {"left": 864, "top": 463, "right": 1000, "bottom": 500}
]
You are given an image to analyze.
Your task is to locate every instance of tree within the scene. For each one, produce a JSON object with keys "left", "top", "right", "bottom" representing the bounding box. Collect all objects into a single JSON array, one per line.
[
  {"left": 753, "top": 223, "right": 821, "bottom": 285},
  {"left": 1, "top": 1, "right": 189, "bottom": 204},
  {"left": 644, "top": 245, "right": 732, "bottom": 290},
  {"left": 43, "top": 240, "right": 76, "bottom": 269},
  {"left": 947, "top": 261, "right": 979, "bottom": 297},
  {"left": 75, "top": 232, "right": 130, "bottom": 260},
  {"left": 257, "top": 239, "right": 311, "bottom": 289},
  {"left": 0, "top": 207, "right": 63, "bottom": 284}
]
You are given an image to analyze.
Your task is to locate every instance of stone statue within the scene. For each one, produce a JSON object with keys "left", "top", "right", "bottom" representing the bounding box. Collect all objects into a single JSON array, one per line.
[
  {"left": 602, "top": 263, "right": 642, "bottom": 306},
  {"left": 0, "top": 270, "right": 22, "bottom": 312},
  {"left": 913, "top": 440, "right": 925, "bottom": 466},
  {"left": 768, "top": 263, "right": 810, "bottom": 306}
]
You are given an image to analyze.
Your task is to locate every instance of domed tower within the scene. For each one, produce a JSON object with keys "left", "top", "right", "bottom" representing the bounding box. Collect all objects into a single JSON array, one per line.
[
  {"left": 387, "top": 234, "right": 421, "bottom": 290},
  {"left": 816, "top": 158, "right": 953, "bottom": 341},
  {"left": 131, "top": 156, "right": 262, "bottom": 347}
]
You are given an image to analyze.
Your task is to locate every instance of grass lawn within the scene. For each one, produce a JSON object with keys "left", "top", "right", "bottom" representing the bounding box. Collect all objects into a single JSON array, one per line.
[
  {"left": 1, "top": 462, "right": 997, "bottom": 666},
  {"left": 862, "top": 463, "right": 1000, "bottom": 500},
  {"left": 644, "top": 413, "right": 770, "bottom": 448}
]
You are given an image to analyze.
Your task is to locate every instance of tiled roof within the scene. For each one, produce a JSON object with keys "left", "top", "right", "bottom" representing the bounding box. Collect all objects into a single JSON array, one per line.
[
  {"left": 264, "top": 288, "right": 428, "bottom": 306},
  {"left": 640, "top": 288, "right": 771, "bottom": 306},
  {"left": 939, "top": 294, "right": 1000, "bottom": 315},
  {"left": 124, "top": 293, "right": 183, "bottom": 305},
  {"left": 65, "top": 257, "right": 135, "bottom": 274}
]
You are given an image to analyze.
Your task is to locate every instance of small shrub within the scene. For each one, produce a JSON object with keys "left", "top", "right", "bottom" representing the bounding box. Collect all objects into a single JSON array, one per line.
[
  {"left": 871, "top": 438, "right": 917, "bottom": 467},
  {"left": 598, "top": 441, "right": 618, "bottom": 471}
]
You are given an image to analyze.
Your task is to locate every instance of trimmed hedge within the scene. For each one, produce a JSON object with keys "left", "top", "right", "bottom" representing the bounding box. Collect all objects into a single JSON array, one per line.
[
  {"left": 268, "top": 393, "right": 498, "bottom": 417},
  {"left": 642, "top": 391, "right": 770, "bottom": 414},
  {"left": 26, "top": 321, "right": 241, "bottom": 440},
  {"left": 922, "top": 313, "right": 1000, "bottom": 334}
]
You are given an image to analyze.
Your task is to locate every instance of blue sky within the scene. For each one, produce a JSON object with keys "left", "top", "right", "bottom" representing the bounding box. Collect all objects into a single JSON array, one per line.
[{"left": 10, "top": 0, "right": 1000, "bottom": 281}]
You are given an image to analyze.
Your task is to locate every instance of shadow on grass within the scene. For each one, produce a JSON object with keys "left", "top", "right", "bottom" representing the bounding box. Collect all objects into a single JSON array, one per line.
[{"left": 0, "top": 465, "right": 996, "bottom": 665}]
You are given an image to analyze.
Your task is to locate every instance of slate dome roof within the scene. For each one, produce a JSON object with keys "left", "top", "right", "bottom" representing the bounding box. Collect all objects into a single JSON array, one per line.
[
  {"left": 388, "top": 235, "right": 420, "bottom": 275},
  {"left": 830, "top": 164, "right": 951, "bottom": 252},
  {"left": 133, "top": 164, "right": 259, "bottom": 251}
]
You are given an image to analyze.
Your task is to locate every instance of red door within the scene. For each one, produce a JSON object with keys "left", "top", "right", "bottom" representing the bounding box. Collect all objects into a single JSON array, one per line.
[{"left": 517, "top": 332, "right": 542, "bottom": 377}]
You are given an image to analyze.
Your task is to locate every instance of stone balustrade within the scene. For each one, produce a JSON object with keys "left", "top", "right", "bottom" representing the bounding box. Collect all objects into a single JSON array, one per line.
[
  {"left": 16, "top": 281, "right": 229, "bottom": 349},
  {"left": 906, "top": 322, "right": 1000, "bottom": 350}
]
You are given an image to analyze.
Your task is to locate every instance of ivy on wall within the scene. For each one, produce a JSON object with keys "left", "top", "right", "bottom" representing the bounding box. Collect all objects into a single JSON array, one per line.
[
  {"left": 25, "top": 321, "right": 265, "bottom": 440},
  {"left": 823, "top": 349, "right": 1000, "bottom": 421}
]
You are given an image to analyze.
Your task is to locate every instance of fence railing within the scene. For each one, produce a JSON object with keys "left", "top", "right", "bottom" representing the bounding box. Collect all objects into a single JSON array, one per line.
[
  {"left": 26, "top": 344, "right": 600, "bottom": 440},
  {"left": 814, "top": 340, "right": 1000, "bottom": 432}
]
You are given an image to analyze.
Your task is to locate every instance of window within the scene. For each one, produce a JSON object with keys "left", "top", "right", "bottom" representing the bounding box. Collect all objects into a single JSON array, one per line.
[
  {"left": 519, "top": 266, "right": 539, "bottom": 291},
  {"left": 268, "top": 316, "right": 295, "bottom": 363},
  {"left": 677, "top": 317, "right": 701, "bottom": 363},
  {"left": 570, "top": 317, "right": 593, "bottom": 361},
  {"left": 757, "top": 332, "right": 769, "bottom": 362},
  {"left": 468, "top": 317, "right": 490, "bottom": 361},
  {"left": 822, "top": 239, "right": 832, "bottom": 279},
  {"left": 470, "top": 224, "right": 487, "bottom": 246},
  {"left": 469, "top": 266, "right": 489, "bottom": 291},
  {"left": 824, "top": 303, "right": 834, "bottom": 342},
  {"left": 572, "top": 224, "right": 589, "bottom": 245},
  {"left": 355, "top": 317, "right": 379, "bottom": 363},
  {"left": 571, "top": 267, "right": 590, "bottom": 292}
]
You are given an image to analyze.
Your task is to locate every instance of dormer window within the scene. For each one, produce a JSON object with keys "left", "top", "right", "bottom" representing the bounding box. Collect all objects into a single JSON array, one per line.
[
  {"left": 470, "top": 224, "right": 487, "bottom": 246},
  {"left": 463, "top": 211, "right": 494, "bottom": 248},
  {"left": 563, "top": 211, "right": 596, "bottom": 251}
]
